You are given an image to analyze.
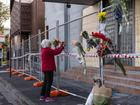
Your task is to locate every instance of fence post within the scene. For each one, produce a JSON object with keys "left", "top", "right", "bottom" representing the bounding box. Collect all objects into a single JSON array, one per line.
[
  {"left": 38, "top": 29, "right": 43, "bottom": 81},
  {"left": 100, "top": 57, "right": 104, "bottom": 84},
  {"left": 22, "top": 41, "right": 25, "bottom": 72},
  {"left": 16, "top": 50, "right": 18, "bottom": 71},
  {"left": 56, "top": 20, "right": 60, "bottom": 90},
  {"left": 64, "top": 5, "right": 70, "bottom": 71},
  {"left": 44, "top": 26, "right": 47, "bottom": 39},
  {"left": 100, "top": 0, "right": 104, "bottom": 85},
  {"left": 28, "top": 35, "right": 32, "bottom": 76},
  {"left": 9, "top": 35, "right": 12, "bottom": 78},
  {"left": 12, "top": 47, "right": 14, "bottom": 69}
]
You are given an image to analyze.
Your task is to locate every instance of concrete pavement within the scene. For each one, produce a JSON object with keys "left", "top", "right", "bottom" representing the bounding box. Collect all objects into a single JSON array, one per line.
[
  {"left": 0, "top": 93, "right": 12, "bottom": 105},
  {"left": 0, "top": 66, "right": 140, "bottom": 105},
  {"left": 0, "top": 67, "right": 86, "bottom": 105}
]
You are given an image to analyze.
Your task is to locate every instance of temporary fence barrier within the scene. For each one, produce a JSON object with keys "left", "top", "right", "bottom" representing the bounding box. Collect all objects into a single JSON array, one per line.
[{"left": 10, "top": 4, "right": 140, "bottom": 100}]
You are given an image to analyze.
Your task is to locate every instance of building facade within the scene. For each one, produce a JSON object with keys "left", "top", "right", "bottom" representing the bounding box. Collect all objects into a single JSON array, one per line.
[{"left": 10, "top": 0, "right": 45, "bottom": 55}]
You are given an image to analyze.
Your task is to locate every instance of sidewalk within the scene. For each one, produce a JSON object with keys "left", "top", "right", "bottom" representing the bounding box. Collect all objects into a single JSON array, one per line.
[
  {"left": 0, "top": 66, "right": 86, "bottom": 105},
  {"left": 0, "top": 93, "right": 12, "bottom": 105},
  {"left": 0, "top": 66, "right": 140, "bottom": 105}
]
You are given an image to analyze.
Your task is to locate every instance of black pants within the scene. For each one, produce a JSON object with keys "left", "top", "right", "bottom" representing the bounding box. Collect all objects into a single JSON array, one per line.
[{"left": 40, "top": 71, "right": 54, "bottom": 97}]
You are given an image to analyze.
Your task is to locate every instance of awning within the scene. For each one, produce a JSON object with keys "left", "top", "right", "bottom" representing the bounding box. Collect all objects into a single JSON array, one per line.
[{"left": 42, "top": 0, "right": 101, "bottom": 5}]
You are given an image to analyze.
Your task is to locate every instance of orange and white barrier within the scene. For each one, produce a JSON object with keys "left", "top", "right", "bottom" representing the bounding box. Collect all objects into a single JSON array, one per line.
[{"left": 62, "top": 53, "right": 140, "bottom": 58}]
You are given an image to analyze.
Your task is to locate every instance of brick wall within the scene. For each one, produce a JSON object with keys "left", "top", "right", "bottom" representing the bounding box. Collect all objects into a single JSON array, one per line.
[{"left": 61, "top": 65, "right": 140, "bottom": 94}]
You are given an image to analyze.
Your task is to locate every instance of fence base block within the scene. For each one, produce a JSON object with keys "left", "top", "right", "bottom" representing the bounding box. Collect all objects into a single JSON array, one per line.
[
  {"left": 33, "top": 81, "right": 44, "bottom": 87},
  {"left": 7, "top": 68, "right": 16, "bottom": 72},
  {"left": 12, "top": 71, "right": 20, "bottom": 75},
  {"left": 18, "top": 74, "right": 26, "bottom": 77},
  {"left": 50, "top": 90, "right": 69, "bottom": 97},
  {"left": 24, "top": 76, "right": 36, "bottom": 81}
]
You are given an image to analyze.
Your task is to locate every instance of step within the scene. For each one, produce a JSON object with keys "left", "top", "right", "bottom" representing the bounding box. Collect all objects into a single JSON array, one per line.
[
  {"left": 105, "top": 81, "right": 140, "bottom": 95},
  {"left": 61, "top": 66, "right": 140, "bottom": 94},
  {"left": 65, "top": 67, "right": 140, "bottom": 80},
  {"left": 104, "top": 64, "right": 140, "bottom": 71},
  {"left": 105, "top": 75, "right": 140, "bottom": 87}
]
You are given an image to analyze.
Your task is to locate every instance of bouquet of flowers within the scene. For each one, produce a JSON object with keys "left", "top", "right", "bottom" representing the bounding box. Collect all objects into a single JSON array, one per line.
[
  {"left": 81, "top": 31, "right": 97, "bottom": 51},
  {"left": 81, "top": 31, "right": 126, "bottom": 75},
  {"left": 72, "top": 40, "right": 87, "bottom": 75},
  {"left": 98, "top": 12, "right": 107, "bottom": 22},
  {"left": 97, "top": 43, "right": 111, "bottom": 57},
  {"left": 52, "top": 39, "right": 61, "bottom": 48},
  {"left": 72, "top": 40, "right": 86, "bottom": 57},
  {"left": 92, "top": 32, "right": 111, "bottom": 42}
]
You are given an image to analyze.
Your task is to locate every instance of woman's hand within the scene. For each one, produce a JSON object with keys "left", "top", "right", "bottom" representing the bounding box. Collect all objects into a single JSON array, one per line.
[{"left": 60, "top": 41, "right": 65, "bottom": 47}]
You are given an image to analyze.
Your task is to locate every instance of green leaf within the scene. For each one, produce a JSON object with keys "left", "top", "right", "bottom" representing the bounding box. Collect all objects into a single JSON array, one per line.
[
  {"left": 82, "top": 31, "right": 89, "bottom": 39},
  {"left": 114, "top": 58, "right": 126, "bottom": 75}
]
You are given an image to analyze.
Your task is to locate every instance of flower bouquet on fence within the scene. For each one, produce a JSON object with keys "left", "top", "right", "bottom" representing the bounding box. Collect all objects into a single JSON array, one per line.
[
  {"left": 72, "top": 40, "right": 87, "bottom": 75},
  {"left": 81, "top": 31, "right": 126, "bottom": 75},
  {"left": 52, "top": 39, "right": 61, "bottom": 48},
  {"left": 81, "top": 31, "right": 97, "bottom": 51},
  {"left": 98, "top": 12, "right": 107, "bottom": 22}
]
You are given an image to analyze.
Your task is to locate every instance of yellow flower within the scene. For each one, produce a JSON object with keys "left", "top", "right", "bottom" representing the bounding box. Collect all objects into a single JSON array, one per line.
[{"left": 98, "top": 12, "right": 107, "bottom": 22}]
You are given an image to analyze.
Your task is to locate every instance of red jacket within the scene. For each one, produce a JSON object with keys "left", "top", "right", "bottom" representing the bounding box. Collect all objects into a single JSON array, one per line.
[{"left": 41, "top": 46, "right": 64, "bottom": 72}]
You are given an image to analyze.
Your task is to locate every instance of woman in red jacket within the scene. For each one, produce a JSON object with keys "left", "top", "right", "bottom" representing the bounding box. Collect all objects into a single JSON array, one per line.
[{"left": 40, "top": 39, "right": 64, "bottom": 102}]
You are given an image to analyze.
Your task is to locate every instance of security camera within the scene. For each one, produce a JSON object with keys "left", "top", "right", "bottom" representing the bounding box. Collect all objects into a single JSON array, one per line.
[{"left": 66, "top": 3, "right": 71, "bottom": 8}]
